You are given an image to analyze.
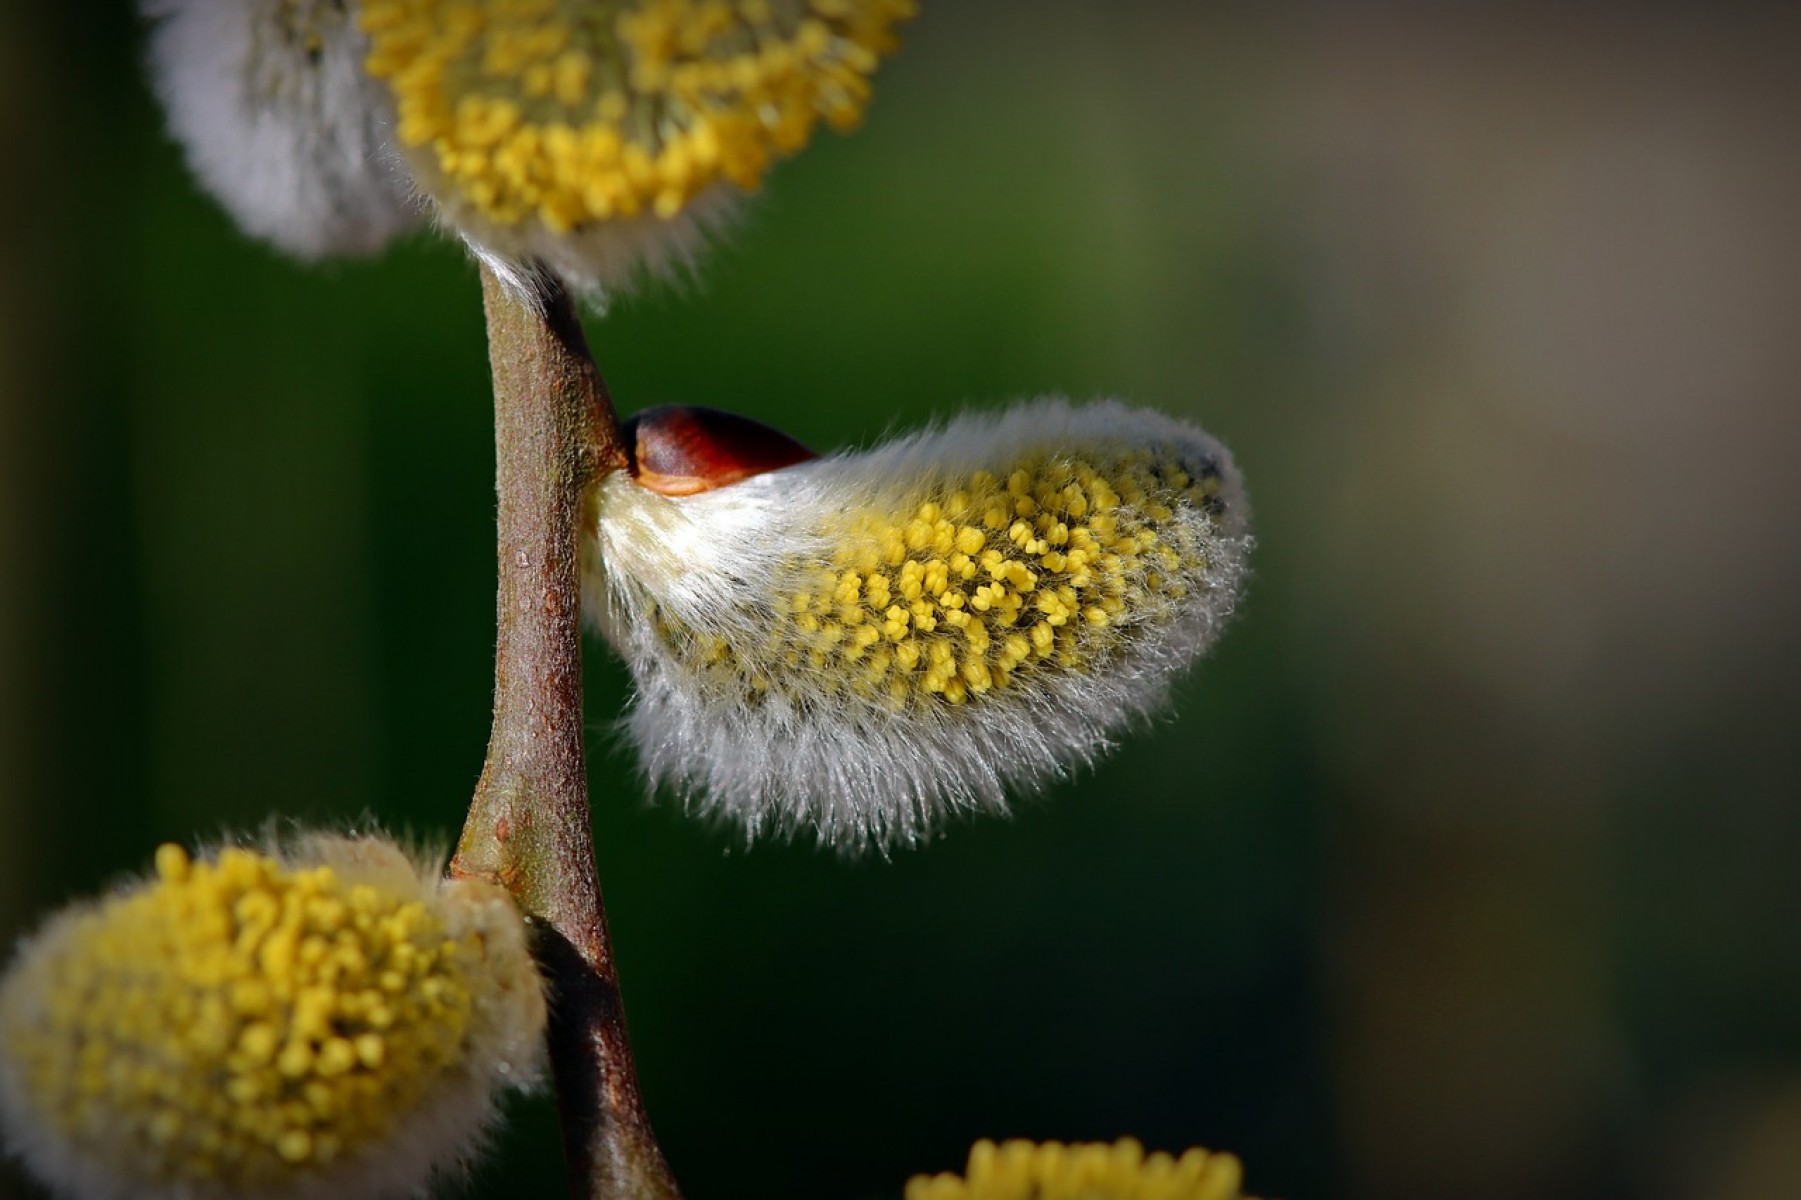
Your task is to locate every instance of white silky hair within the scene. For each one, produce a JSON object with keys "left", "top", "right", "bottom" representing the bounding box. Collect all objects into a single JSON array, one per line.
[
  {"left": 586, "top": 399, "right": 1253, "bottom": 851},
  {"left": 142, "top": 0, "right": 422, "bottom": 260},
  {"left": 446, "top": 183, "right": 745, "bottom": 306}
]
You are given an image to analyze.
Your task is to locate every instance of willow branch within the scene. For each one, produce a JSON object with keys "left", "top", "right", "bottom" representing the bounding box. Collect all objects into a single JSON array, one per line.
[{"left": 449, "top": 262, "right": 678, "bottom": 1200}]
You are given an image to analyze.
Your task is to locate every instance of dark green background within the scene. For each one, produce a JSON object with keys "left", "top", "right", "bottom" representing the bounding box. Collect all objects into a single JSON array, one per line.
[{"left": 3, "top": 4, "right": 1799, "bottom": 1199}]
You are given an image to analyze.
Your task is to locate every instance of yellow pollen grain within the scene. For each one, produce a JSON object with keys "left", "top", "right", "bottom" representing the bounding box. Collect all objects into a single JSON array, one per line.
[
  {"left": 0, "top": 845, "right": 486, "bottom": 1191},
  {"left": 359, "top": 0, "right": 916, "bottom": 232}
]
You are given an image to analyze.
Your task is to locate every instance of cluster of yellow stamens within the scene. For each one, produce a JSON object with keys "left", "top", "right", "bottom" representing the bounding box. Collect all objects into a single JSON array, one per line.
[
  {"left": 905, "top": 1138, "right": 1252, "bottom": 1200},
  {"left": 0, "top": 842, "right": 498, "bottom": 1190},
  {"left": 360, "top": 0, "right": 915, "bottom": 230},
  {"left": 675, "top": 446, "right": 1226, "bottom": 709}
]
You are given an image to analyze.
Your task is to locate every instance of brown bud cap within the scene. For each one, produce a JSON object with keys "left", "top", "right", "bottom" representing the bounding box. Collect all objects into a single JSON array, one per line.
[{"left": 623, "top": 405, "right": 818, "bottom": 496}]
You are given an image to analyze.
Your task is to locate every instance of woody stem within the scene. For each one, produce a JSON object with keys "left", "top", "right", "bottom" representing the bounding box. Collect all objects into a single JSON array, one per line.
[{"left": 450, "top": 262, "right": 678, "bottom": 1200}]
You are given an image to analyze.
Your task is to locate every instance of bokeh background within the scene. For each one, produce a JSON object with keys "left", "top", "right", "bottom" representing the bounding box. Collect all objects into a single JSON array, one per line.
[{"left": 3, "top": 3, "right": 1800, "bottom": 1198}]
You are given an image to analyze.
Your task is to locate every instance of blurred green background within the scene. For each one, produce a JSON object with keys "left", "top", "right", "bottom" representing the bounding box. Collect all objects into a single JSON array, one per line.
[{"left": 4, "top": 3, "right": 1800, "bottom": 1198}]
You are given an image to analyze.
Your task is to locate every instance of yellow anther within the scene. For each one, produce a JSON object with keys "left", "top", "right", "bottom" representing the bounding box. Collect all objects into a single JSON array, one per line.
[
  {"left": 317, "top": 1037, "right": 358, "bottom": 1077},
  {"left": 277, "top": 1042, "right": 314, "bottom": 1078},
  {"left": 276, "top": 1129, "right": 313, "bottom": 1163},
  {"left": 155, "top": 843, "right": 191, "bottom": 883}
]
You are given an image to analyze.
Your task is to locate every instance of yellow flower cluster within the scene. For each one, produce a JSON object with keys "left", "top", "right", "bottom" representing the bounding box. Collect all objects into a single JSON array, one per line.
[
  {"left": 0, "top": 838, "right": 543, "bottom": 1197},
  {"left": 141, "top": 0, "right": 425, "bottom": 261},
  {"left": 360, "top": 0, "right": 915, "bottom": 231},
  {"left": 675, "top": 447, "right": 1226, "bottom": 710},
  {"left": 906, "top": 1138, "right": 1252, "bottom": 1200}
]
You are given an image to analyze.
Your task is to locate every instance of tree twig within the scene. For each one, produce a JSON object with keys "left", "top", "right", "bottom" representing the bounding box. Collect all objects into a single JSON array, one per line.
[{"left": 450, "top": 262, "right": 679, "bottom": 1200}]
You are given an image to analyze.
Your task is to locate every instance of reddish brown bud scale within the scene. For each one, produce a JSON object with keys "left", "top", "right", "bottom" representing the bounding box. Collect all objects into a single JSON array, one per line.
[{"left": 623, "top": 405, "right": 818, "bottom": 496}]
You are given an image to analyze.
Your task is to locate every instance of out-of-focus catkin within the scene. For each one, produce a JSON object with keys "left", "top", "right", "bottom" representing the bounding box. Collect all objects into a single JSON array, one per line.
[
  {"left": 0, "top": 834, "right": 544, "bottom": 1200},
  {"left": 141, "top": 0, "right": 421, "bottom": 260},
  {"left": 906, "top": 1137, "right": 1254, "bottom": 1200},
  {"left": 359, "top": 0, "right": 916, "bottom": 295}
]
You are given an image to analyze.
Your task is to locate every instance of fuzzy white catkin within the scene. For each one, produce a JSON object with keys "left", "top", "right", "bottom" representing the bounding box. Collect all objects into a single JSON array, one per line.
[
  {"left": 0, "top": 834, "right": 545, "bottom": 1200},
  {"left": 585, "top": 400, "right": 1253, "bottom": 851},
  {"left": 142, "top": 0, "right": 421, "bottom": 260}
]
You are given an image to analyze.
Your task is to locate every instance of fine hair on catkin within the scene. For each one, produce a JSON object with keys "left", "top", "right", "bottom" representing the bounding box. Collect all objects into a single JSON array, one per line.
[
  {"left": 141, "top": 0, "right": 421, "bottom": 260},
  {"left": 586, "top": 399, "right": 1252, "bottom": 851}
]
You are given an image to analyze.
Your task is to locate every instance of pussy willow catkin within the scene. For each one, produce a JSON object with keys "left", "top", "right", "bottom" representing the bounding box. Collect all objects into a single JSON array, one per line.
[
  {"left": 0, "top": 835, "right": 544, "bottom": 1200},
  {"left": 585, "top": 400, "right": 1251, "bottom": 849},
  {"left": 905, "top": 1137, "right": 1252, "bottom": 1200},
  {"left": 359, "top": 0, "right": 916, "bottom": 293}
]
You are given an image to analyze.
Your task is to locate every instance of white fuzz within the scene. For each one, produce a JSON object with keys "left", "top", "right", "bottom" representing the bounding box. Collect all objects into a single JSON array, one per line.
[
  {"left": 585, "top": 400, "right": 1253, "bottom": 850},
  {"left": 142, "top": 0, "right": 421, "bottom": 260},
  {"left": 454, "top": 186, "right": 743, "bottom": 307}
]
